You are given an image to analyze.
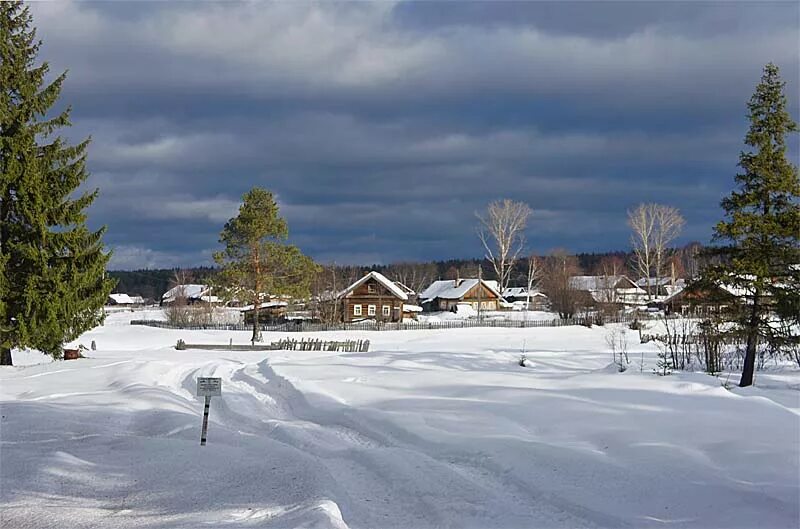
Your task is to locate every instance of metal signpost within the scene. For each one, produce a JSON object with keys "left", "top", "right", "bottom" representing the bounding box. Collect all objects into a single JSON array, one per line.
[{"left": 196, "top": 377, "right": 221, "bottom": 446}]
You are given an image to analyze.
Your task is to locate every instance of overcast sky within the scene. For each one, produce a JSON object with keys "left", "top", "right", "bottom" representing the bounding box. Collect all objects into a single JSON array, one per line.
[{"left": 29, "top": 1, "right": 799, "bottom": 270}]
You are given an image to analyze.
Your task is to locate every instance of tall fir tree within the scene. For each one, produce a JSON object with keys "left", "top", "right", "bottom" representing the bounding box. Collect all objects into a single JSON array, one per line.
[
  {"left": 704, "top": 63, "right": 799, "bottom": 387},
  {"left": 214, "top": 187, "right": 318, "bottom": 343},
  {"left": 0, "top": 2, "right": 114, "bottom": 365}
]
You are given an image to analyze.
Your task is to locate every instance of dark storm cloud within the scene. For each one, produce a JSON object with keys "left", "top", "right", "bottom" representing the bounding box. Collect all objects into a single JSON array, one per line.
[
  {"left": 27, "top": 1, "right": 800, "bottom": 268},
  {"left": 391, "top": 1, "right": 798, "bottom": 39}
]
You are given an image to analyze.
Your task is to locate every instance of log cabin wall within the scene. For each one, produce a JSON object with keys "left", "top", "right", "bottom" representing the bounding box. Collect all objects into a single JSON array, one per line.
[{"left": 341, "top": 276, "right": 405, "bottom": 323}]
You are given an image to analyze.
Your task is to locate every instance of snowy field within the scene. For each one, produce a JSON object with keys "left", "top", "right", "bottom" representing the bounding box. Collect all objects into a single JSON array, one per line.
[{"left": 1, "top": 312, "right": 798, "bottom": 529}]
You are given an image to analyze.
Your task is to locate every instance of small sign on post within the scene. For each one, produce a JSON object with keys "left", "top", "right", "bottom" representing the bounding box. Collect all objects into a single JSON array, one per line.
[{"left": 197, "top": 377, "right": 221, "bottom": 446}]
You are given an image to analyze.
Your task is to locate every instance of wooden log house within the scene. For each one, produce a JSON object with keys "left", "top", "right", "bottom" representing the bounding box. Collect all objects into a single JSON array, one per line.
[
  {"left": 338, "top": 271, "right": 411, "bottom": 323},
  {"left": 418, "top": 278, "right": 504, "bottom": 312}
]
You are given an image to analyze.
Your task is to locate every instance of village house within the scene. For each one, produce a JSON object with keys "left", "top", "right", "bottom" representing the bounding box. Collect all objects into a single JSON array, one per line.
[
  {"left": 107, "top": 293, "right": 144, "bottom": 306},
  {"left": 337, "top": 271, "right": 420, "bottom": 323},
  {"left": 501, "top": 287, "right": 550, "bottom": 311},
  {"left": 568, "top": 275, "right": 646, "bottom": 306},
  {"left": 419, "top": 278, "right": 504, "bottom": 312},
  {"left": 635, "top": 277, "right": 686, "bottom": 299},
  {"left": 659, "top": 281, "right": 751, "bottom": 316},
  {"left": 160, "top": 284, "right": 220, "bottom": 306},
  {"left": 660, "top": 284, "right": 734, "bottom": 315}
]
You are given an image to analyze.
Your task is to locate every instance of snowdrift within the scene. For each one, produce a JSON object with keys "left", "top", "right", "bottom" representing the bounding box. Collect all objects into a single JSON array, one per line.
[{"left": 1, "top": 312, "right": 797, "bottom": 528}]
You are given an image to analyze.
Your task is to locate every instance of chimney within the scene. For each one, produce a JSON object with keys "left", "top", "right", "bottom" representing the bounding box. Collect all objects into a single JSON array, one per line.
[{"left": 454, "top": 269, "right": 460, "bottom": 288}]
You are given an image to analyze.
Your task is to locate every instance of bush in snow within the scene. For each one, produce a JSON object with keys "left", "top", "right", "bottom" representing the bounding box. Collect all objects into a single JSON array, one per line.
[
  {"left": 654, "top": 348, "right": 673, "bottom": 376},
  {"left": 605, "top": 326, "right": 629, "bottom": 372},
  {"left": 698, "top": 319, "right": 724, "bottom": 375},
  {"left": 657, "top": 315, "right": 697, "bottom": 371},
  {"left": 518, "top": 354, "right": 528, "bottom": 367}
]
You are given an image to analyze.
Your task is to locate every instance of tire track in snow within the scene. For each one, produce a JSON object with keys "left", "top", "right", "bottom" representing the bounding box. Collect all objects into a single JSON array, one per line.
[{"left": 202, "top": 358, "right": 632, "bottom": 528}]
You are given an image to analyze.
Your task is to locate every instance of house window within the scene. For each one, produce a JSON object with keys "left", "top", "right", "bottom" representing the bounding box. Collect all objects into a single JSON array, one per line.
[
  {"left": 383, "top": 305, "right": 391, "bottom": 316},
  {"left": 367, "top": 284, "right": 376, "bottom": 293},
  {"left": 354, "top": 304, "right": 362, "bottom": 316},
  {"left": 368, "top": 305, "right": 376, "bottom": 316}
]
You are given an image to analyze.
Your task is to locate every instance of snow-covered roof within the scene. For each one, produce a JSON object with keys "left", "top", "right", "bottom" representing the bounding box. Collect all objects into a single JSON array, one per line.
[
  {"left": 484, "top": 280, "right": 500, "bottom": 292},
  {"left": 636, "top": 277, "right": 687, "bottom": 288},
  {"left": 108, "top": 293, "right": 135, "bottom": 304},
  {"left": 162, "top": 284, "right": 210, "bottom": 302},
  {"left": 339, "top": 271, "right": 409, "bottom": 301},
  {"left": 238, "top": 301, "right": 289, "bottom": 312},
  {"left": 419, "top": 279, "right": 503, "bottom": 302},
  {"left": 660, "top": 278, "right": 752, "bottom": 305},
  {"left": 393, "top": 281, "right": 416, "bottom": 296},
  {"left": 402, "top": 304, "right": 423, "bottom": 312},
  {"left": 502, "top": 287, "right": 547, "bottom": 298},
  {"left": 568, "top": 276, "right": 641, "bottom": 292}
]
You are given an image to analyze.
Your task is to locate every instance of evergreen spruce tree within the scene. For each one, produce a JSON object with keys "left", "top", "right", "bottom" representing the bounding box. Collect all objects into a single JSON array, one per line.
[
  {"left": 704, "top": 63, "right": 800, "bottom": 387},
  {"left": 214, "top": 188, "right": 318, "bottom": 343},
  {"left": 1, "top": 2, "right": 114, "bottom": 365}
]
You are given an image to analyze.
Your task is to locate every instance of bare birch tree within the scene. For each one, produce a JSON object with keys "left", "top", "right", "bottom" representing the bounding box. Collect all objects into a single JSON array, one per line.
[
  {"left": 653, "top": 205, "right": 686, "bottom": 285},
  {"left": 628, "top": 203, "right": 685, "bottom": 300},
  {"left": 525, "top": 254, "right": 542, "bottom": 309},
  {"left": 476, "top": 199, "right": 532, "bottom": 293}
]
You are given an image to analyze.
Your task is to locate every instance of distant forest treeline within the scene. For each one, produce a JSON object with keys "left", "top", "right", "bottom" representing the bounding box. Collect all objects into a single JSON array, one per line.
[{"left": 110, "top": 244, "right": 703, "bottom": 300}]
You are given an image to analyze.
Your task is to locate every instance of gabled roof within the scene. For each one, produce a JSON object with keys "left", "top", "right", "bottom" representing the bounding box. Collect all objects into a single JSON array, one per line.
[
  {"left": 568, "top": 275, "right": 641, "bottom": 292},
  {"left": 238, "top": 301, "right": 289, "bottom": 312},
  {"left": 338, "top": 271, "right": 409, "bottom": 301},
  {"left": 662, "top": 280, "right": 751, "bottom": 305},
  {"left": 419, "top": 279, "right": 503, "bottom": 301},
  {"left": 502, "top": 286, "right": 547, "bottom": 298},
  {"left": 162, "top": 284, "right": 210, "bottom": 303},
  {"left": 108, "top": 293, "right": 135, "bottom": 304},
  {"left": 636, "top": 277, "right": 687, "bottom": 288},
  {"left": 393, "top": 281, "right": 416, "bottom": 296}
]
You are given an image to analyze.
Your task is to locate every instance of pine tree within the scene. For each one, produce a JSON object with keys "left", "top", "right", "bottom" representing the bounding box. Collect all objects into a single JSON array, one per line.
[
  {"left": 704, "top": 63, "right": 800, "bottom": 387},
  {"left": 0, "top": 2, "right": 114, "bottom": 366},
  {"left": 213, "top": 188, "right": 318, "bottom": 343}
]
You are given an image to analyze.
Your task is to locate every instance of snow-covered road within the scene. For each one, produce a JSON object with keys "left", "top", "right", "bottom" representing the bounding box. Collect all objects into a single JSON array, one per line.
[{"left": 1, "top": 312, "right": 798, "bottom": 528}]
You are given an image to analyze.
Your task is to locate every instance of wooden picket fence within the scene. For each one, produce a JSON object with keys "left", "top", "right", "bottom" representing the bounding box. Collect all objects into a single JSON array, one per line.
[
  {"left": 176, "top": 338, "right": 369, "bottom": 352},
  {"left": 134, "top": 313, "right": 658, "bottom": 333},
  {"left": 270, "top": 338, "right": 369, "bottom": 352}
]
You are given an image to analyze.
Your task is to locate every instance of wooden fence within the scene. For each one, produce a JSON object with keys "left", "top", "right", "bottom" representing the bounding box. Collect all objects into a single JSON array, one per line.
[
  {"left": 177, "top": 338, "right": 370, "bottom": 352},
  {"left": 133, "top": 313, "right": 656, "bottom": 333}
]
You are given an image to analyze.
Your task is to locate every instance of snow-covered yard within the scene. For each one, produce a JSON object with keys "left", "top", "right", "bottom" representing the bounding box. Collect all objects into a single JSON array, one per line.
[{"left": 1, "top": 311, "right": 798, "bottom": 529}]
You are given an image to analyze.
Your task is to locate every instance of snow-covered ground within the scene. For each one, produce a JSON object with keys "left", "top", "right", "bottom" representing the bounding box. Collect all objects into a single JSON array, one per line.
[{"left": 1, "top": 311, "right": 798, "bottom": 529}]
